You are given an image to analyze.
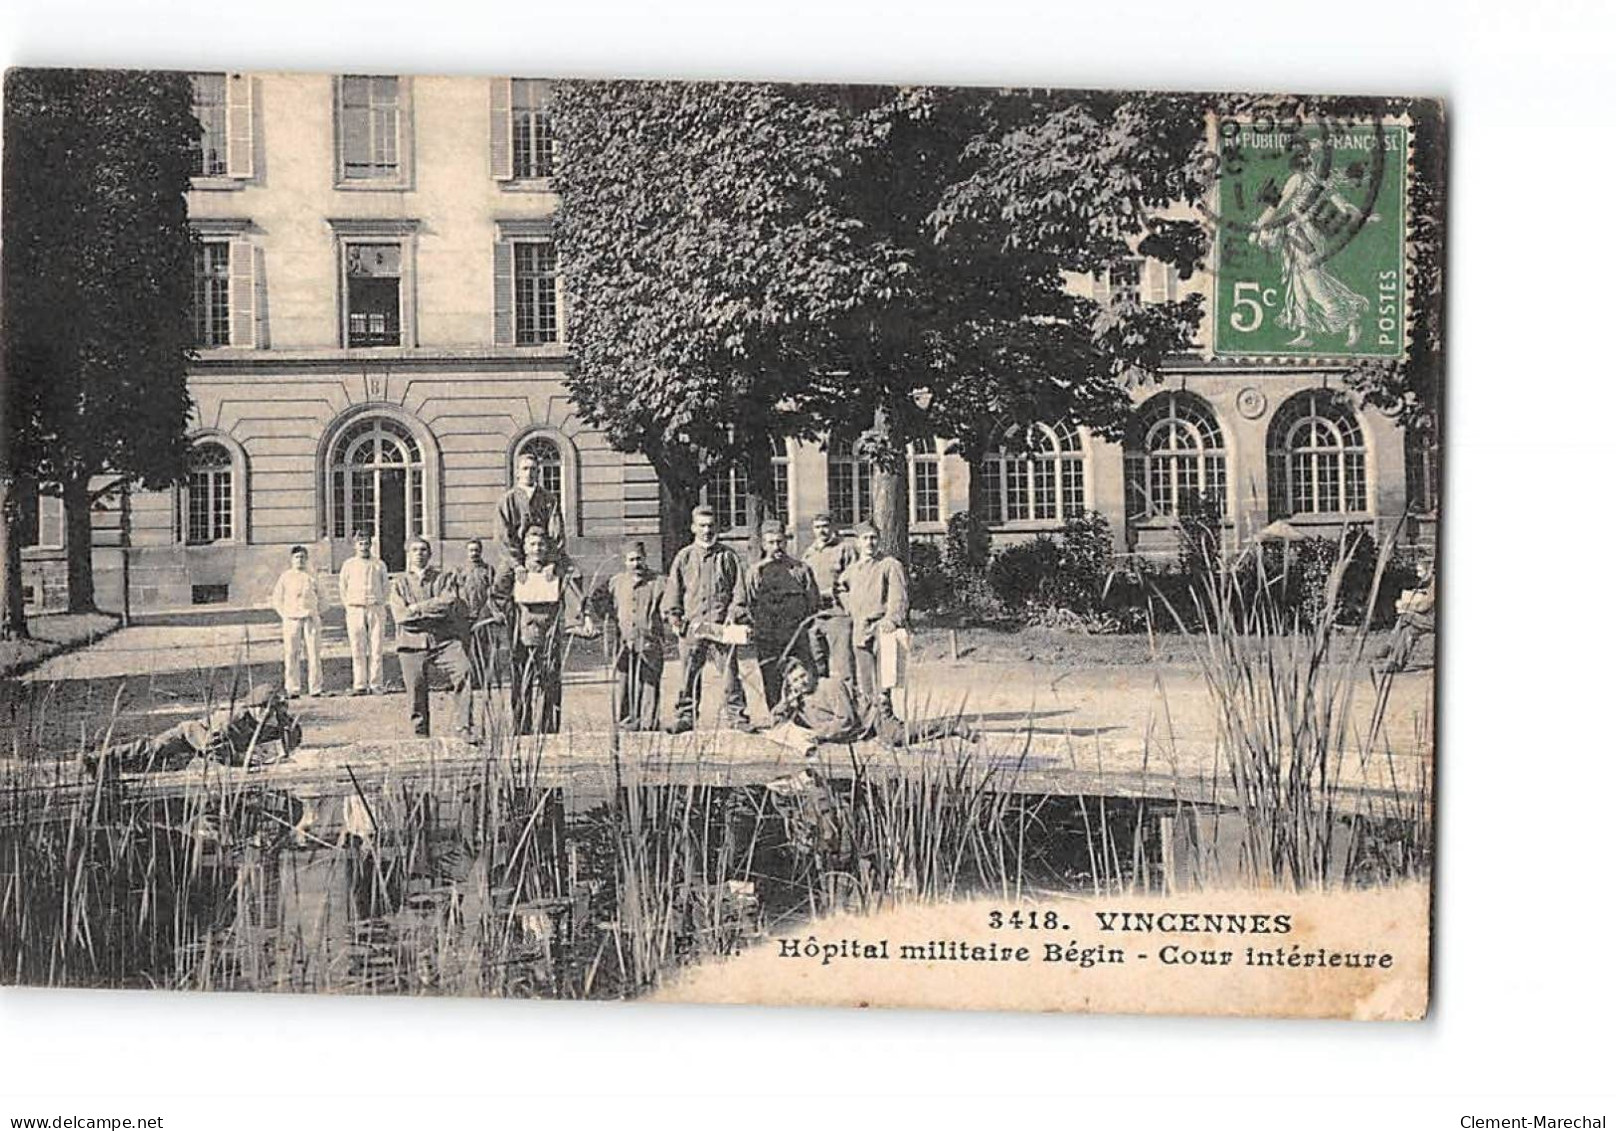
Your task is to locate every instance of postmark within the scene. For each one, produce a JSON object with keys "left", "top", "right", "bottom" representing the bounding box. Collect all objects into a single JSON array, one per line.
[{"left": 1206, "top": 115, "right": 1408, "bottom": 359}]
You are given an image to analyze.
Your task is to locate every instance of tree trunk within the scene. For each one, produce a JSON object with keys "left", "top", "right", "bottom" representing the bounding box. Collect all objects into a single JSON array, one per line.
[
  {"left": 865, "top": 403, "right": 910, "bottom": 567},
  {"left": 62, "top": 474, "right": 98, "bottom": 614},
  {"left": 0, "top": 474, "right": 30, "bottom": 640},
  {"left": 742, "top": 438, "right": 778, "bottom": 559},
  {"left": 658, "top": 473, "right": 698, "bottom": 573}
]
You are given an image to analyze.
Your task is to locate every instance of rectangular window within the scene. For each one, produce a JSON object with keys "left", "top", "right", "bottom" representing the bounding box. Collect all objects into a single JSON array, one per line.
[
  {"left": 191, "top": 73, "right": 228, "bottom": 177},
  {"left": 27, "top": 492, "right": 65, "bottom": 551},
  {"left": 193, "top": 241, "right": 231, "bottom": 347},
  {"left": 1106, "top": 258, "right": 1143, "bottom": 305},
  {"left": 1003, "top": 462, "right": 1030, "bottom": 523},
  {"left": 339, "top": 75, "right": 401, "bottom": 182},
  {"left": 911, "top": 458, "right": 940, "bottom": 525},
  {"left": 1061, "top": 457, "right": 1084, "bottom": 517},
  {"left": 514, "top": 241, "right": 559, "bottom": 345},
  {"left": 345, "top": 243, "right": 401, "bottom": 346},
  {"left": 828, "top": 458, "right": 870, "bottom": 528},
  {"left": 185, "top": 469, "right": 233, "bottom": 544},
  {"left": 511, "top": 79, "right": 555, "bottom": 180}
]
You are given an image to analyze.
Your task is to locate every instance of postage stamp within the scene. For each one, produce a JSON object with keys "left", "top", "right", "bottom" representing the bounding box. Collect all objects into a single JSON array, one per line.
[{"left": 1210, "top": 118, "right": 1409, "bottom": 359}]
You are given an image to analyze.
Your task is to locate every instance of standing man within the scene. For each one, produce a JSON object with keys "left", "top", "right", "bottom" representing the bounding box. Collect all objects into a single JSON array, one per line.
[
  {"left": 338, "top": 531, "right": 389, "bottom": 696},
  {"left": 603, "top": 540, "right": 666, "bottom": 731},
  {"left": 746, "top": 519, "right": 818, "bottom": 711},
  {"left": 457, "top": 537, "right": 499, "bottom": 692},
  {"left": 837, "top": 521, "right": 909, "bottom": 717},
  {"left": 801, "top": 512, "right": 858, "bottom": 680},
  {"left": 491, "top": 526, "right": 587, "bottom": 735},
  {"left": 388, "top": 537, "right": 475, "bottom": 740},
  {"left": 498, "top": 449, "right": 565, "bottom": 564},
  {"left": 663, "top": 504, "right": 750, "bottom": 734},
  {"left": 270, "top": 545, "right": 323, "bottom": 699}
]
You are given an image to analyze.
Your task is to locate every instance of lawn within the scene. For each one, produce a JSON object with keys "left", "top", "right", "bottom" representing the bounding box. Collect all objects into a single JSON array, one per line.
[
  {"left": 908, "top": 620, "right": 1428, "bottom": 667},
  {"left": 0, "top": 612, "right": 122, "bottom": 679}
]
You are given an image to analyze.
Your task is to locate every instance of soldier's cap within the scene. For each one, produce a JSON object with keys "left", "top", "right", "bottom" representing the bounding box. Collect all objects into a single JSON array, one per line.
[
  {"left": 622, "top": 540, "right": 646, "bottom": 556},
  {"left": 851, "top": 521, "right": 880, "bottom": 537},
  {"left": 811, "top": 512, "right": 834, "bottom": 525},
  {"left": 759, "top": 519, "right": 785, "bottom": 536}
]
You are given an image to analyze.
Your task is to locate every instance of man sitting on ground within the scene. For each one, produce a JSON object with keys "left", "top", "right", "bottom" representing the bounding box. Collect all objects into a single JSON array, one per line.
[
  {"left": 84, "top": 686, "right": 303, "bottom": 775},
  {"left": 766, "top": 658, "right": 975, "bottom": 754}
]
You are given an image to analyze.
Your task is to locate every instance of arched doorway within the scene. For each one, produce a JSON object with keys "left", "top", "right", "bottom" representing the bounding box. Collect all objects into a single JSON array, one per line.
[{"left": 329, "top": 415, "right": 425, "bottom": 571}]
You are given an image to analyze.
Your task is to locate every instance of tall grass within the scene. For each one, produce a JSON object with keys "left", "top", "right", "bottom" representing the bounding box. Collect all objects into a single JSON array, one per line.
[{"left": 1155, "top": 524, "right": 1431, "bottom": 890}]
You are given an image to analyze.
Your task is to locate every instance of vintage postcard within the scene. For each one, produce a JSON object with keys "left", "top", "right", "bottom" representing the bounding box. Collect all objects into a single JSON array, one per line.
[{"left": 0, "top": 72, "right": 1441, "bottom": 1020}]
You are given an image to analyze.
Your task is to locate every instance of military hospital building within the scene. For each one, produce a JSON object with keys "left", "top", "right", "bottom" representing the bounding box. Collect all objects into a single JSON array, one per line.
[{"left": 18, "top": 74, "right": 1435, "bottom": 613}]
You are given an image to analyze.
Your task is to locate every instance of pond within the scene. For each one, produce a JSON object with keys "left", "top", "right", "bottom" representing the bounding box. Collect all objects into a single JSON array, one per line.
[{"left": 0, "top": 757, "right": 1422, "bottom": 999}]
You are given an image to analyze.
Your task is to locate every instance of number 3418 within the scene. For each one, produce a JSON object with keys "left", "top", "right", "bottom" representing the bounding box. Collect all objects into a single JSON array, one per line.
[{"left": 988, "top": 909, "right": 1066, "bottom": 930}]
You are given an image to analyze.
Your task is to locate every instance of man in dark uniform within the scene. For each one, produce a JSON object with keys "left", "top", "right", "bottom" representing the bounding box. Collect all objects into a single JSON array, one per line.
[
  {"left": 457, "top": 537, "right": 499, "bottom": 692},
  {"left": 497, "top": 449, "right": 565, "bottom": 563},
  {"left": 603, "top": 540, "right": 667, "bottom": 731},
  {"left": 746, "top": 519, "right": 818, "bottom": 711}
]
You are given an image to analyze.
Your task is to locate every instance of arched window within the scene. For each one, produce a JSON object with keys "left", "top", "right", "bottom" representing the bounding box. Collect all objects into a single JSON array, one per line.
[
  {"left": 983, "top": 423, "right": 1087, "bottom": 527},
  {"left": 183, "top": 441, "right": 235, "bottom": 545},
  {"left": 329, "top": 416, "right": 425, "bottom": 570},
  {"left": 1125, "top": 394, "right": 1227, "bottom": 521},
  {"left": 516, "top": 433, "right": 565, "bottom": 500},
  {"left": 1267, "top": 391, "right": 1368, "bottom": 517},
  {"left": 701, "top": 437, "right": 789, "bottom": 533},
  {"left": 826, "top": 438, "right": 872, "bottom": 528}
]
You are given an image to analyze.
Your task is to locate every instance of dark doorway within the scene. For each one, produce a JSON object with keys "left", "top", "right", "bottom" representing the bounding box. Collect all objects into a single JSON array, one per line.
[{"left": 379, "top": 469, "right": 407, "bottom": 571}]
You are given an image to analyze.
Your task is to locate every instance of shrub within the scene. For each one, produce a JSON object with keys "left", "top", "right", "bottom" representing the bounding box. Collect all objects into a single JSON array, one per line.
[
  {"left": 942, "top": 511, "right": 992, "bottom": 575},
  {"left": 907, "top": 540, "right": 947, "bottom": 614},
  {"left": 985, "top": 511, "right": 1121, "bottom": 620}
]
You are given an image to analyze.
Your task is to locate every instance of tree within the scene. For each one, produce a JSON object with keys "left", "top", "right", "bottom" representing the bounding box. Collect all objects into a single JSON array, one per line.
[
  {"left": 3, "top": 69, "right": 198, "bottom": 615},
  {"left": 553, "top": 82, "right": 1211, "bottom": 563}
]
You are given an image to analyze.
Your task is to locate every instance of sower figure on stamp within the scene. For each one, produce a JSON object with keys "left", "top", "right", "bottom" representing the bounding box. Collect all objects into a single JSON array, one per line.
[
  {"left": 339, "top": 531, "right": 389, "bottom": 696},
  {"left": 801, "top": 512, "right": 858, "bottom": 680},
  {"left": 457, "top": 537, "right": 500, "bottom": 694},
  {"left": 662, "top": 504, "right": 751, "bottom": 735},
  {"left": 492, "top": 526, "right": 591, "bottom": 736},
  {"left": 837, "top": 521, "right": 909, "bottom": 718},
  {"left": 498, "top": 449, "right": 565, "bottom": 564},
  {"left": 270, "top": 545, "right": 324, "bottom": 699},
  {"left": 601, "top": 540, "right": 666, "bottom": 731},
  {"left": 388, "top": 537, "right": 476, "bottom": 741},
  {"left": 746, "top": 519, "right": 819, "bottom": 712}
]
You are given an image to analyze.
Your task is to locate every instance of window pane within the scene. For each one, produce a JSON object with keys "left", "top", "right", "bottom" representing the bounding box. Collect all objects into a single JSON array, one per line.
[
  {"left": 190, "top": 73, "right": 228, "bottom": 177},
  {"left": 514, "top": 242, "right": 558, "bottom": 344},
  {"left": 984, "top": 458, "right": 1003, "bottom": 526},
  {"left": 1004, "top": 459, "right": 1029, "bottom": 522},
  {"left": 828, "top": 460, "right": 855, "bottom": 528},
  {"left": 1032, "top": 458, "right": 1056, "bottom": 521},
  {"left": 193, "top": 242, "right": 230, "bottom": 347},
  {"left": 911, "top": 457, "right": 939, "bottom": 525},
  {"left": 1061, "top": 455, "right": 1084, "bottom": 515},
  {"left": 341, "top": 76, "right": 400, "bottom": 180}
]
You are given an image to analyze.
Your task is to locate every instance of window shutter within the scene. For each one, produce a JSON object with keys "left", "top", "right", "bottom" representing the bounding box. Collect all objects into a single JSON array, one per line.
[
  {"left": 490, "top": 78, "right": 513, "bottom": 181},
  {"left": 493, "top": 240, "right": 514, "bottom": 346},
  {"left": 555, "top": 270, "right": 567, "bottom": 345},
  {"left": 229, "top": 239, "right": 256, "bottom": 348},
  {"left": 226, "top": 73, "right": 254, "bottom": 179},
  {"left": 39, "top": 496, "right": 64, "bottom": 550},
  {"left": 1145, "top": 259, "right": 1168, "bottom": 303}
]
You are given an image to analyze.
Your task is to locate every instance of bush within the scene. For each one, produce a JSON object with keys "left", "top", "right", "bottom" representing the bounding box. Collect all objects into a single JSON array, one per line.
[
  {"left": 942, "top": 511, "right": 992, "bottom": 575},
  {"left": 985, "top": 511, "right": 1121, "bottom": 621},
  {"left": 907, "top": 540, "right": 947, "bottom": 614}
]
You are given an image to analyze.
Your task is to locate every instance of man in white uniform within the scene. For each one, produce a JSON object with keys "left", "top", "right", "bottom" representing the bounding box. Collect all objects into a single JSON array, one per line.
[
  {"left": 270, "top": 545, "right": 324, "bottom": 699},
  {"left": 339, "top": 531, "right": 389, "bottom": 695}
]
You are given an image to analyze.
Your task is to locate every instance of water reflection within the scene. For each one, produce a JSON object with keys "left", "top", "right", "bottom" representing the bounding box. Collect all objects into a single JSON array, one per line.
[{"left": 0, "top": 765, "right": 1418, "bottom": 998}]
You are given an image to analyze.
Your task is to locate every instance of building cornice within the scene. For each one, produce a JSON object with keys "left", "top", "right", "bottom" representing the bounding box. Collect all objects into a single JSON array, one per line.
[{"left": 190, "top": 346, "right": 572, "bottom": 376}]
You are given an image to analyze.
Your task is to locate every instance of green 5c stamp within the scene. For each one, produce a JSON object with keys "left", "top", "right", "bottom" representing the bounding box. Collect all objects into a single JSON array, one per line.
[{"left": 1211, "top": 118, "right": 1407, "bottom": 358}]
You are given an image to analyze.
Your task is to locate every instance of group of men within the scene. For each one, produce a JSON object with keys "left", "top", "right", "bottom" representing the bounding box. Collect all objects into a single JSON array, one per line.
[{"left": 267, "top": 447, "right": 939, "bottom": 748}]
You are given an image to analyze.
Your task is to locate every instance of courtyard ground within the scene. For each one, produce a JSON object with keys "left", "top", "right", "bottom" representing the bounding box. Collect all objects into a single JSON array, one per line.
[{"left": 0, "top": 607, "right": 1434, "bottom": 809}]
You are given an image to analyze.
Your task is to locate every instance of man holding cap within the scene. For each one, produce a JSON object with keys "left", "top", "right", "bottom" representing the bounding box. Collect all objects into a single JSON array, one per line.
[
  {"left": 746, "top": 519, "right": 818, "bottom": 711},
  {"left": 836, "top": 520, "right": 909, "bottom": 716}
]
